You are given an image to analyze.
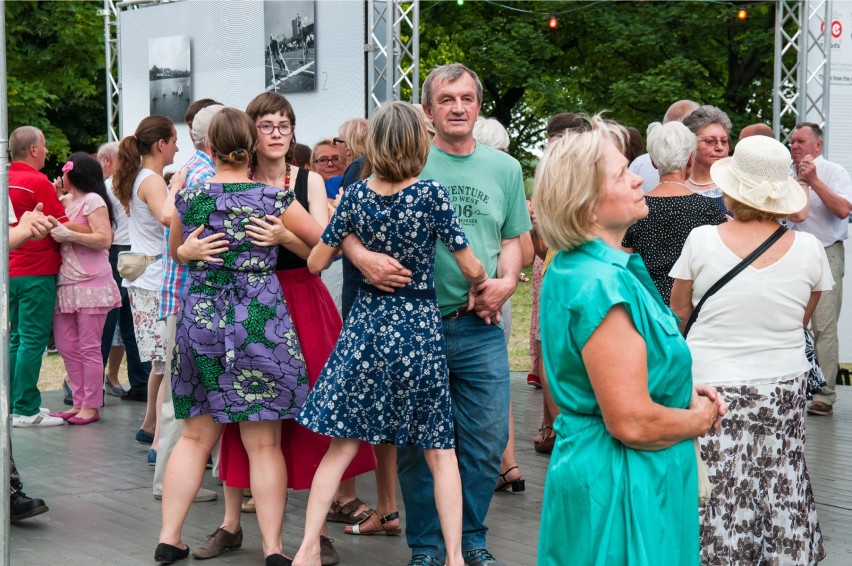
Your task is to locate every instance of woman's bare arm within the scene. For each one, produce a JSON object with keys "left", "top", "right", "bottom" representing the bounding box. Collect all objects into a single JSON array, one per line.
[
  {"left": 583, "top": 305, "right": 719, "bottom": 450},
  {"left": 803, "top": 290, "right": 822, "bottom": 327},
  {"left": 669, "top": 278, "right": 694, "bottom": 333}
]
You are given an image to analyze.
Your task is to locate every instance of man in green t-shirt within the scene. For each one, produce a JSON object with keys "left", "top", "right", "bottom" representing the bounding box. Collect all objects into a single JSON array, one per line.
[
  {"left": 340, "top": 63, "right": 530, "bottom": 566},
  {"left": 402, "top": 63, "right": 530, "bottom": 566}
]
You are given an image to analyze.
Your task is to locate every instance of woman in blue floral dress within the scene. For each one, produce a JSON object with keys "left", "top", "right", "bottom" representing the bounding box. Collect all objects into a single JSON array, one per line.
[
  {"left": 291, "top": 102, "right": 486, "bottom": 566},
  {"left": 155, "top": 108, "right": 322, "bottom": 566}
]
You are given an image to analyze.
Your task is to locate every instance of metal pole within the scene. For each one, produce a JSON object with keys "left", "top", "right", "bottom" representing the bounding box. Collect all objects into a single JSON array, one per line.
[
  {"left": 412, "top": 0, "right": 419, "bottom": 104},
  {"left": 104, "top": 0, "right": 113, "bottom": 142},
  {"left": 385, "top": 0, "right": 393, "bottom": 103},
  {"left": 772, "top": 0, "right": 784, "bottom": 138},
  {"left": 0, "top": 0, "right": 13, "bottom": 561},
  {"left": 822, "top": 0, "right": 832, "bottom": 156}
]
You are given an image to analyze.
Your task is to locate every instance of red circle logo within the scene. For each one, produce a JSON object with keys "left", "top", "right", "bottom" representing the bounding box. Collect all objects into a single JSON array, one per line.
[{"left": 821, "top": 20, "right": 843, "bottom": 38}]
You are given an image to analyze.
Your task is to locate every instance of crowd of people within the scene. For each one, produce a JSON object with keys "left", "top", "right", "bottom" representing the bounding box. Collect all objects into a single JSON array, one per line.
[{"left": 6, "top": 61, "right": 848, "bottom": 566}]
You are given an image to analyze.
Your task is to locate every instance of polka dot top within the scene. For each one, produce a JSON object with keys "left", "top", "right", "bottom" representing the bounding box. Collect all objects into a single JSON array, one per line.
[{"left": 623, "top": 194, "right": 727, "bottom": 305}]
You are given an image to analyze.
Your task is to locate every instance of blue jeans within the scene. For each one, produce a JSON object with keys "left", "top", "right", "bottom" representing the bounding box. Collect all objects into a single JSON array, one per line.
[
  {"left": 100, "top": 245, "right": 151, "bottom": 392},
  {"left": 398, "top": 314, "right": 510, "bottom": 559}
]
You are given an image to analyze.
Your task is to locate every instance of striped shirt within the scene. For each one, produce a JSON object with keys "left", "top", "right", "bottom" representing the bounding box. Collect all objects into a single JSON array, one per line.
[{"left": 159, "top": 151, "right": 215, "bottom": 319}]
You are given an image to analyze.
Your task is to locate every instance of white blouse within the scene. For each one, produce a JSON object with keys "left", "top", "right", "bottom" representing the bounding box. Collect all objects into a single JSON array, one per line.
[{"left": 670, "top": 225, "right": 834, "bottom": 386}]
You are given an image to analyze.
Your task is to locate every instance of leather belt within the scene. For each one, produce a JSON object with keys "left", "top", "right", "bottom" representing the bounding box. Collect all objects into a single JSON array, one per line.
[{"left": 442, "top": 306, "right": 472, "bottom": 320}]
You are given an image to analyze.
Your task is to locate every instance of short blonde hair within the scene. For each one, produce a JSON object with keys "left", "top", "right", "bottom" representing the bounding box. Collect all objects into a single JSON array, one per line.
[
  {"left": 310, "top": 138, "right": 336, "bottom": 165},
  {"left": 533, "top": 114, "right": 618, "bottom": 251},
  {"left": 338, "top": 118, "right": 370, "bottom": 159},
  {"left": 368, "top": 101, "right": 430, "bottom": 183},
  {"left": 722, "top": 195, "right": 785, "bottom": 222}
]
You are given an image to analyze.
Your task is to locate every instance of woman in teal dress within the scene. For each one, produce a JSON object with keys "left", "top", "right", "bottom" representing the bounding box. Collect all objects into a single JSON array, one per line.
[{"left": 532, "top": 115, "right": 728, "bottom": 566}]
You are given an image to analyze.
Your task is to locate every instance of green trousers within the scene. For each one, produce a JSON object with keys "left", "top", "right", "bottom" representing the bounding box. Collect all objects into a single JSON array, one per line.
[{"left": 9, "top": 275, "right": 55, "bottom": 416}]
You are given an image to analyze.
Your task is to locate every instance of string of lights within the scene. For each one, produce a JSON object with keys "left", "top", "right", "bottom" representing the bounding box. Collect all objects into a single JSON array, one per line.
[{"left": 432, "top": 0, "right": 753, "bottom": 27}]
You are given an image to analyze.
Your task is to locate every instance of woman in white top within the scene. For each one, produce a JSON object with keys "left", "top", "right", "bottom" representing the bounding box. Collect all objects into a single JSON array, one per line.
[
  {"left": 113, "top": 115, "right": 178, "bottom": 446},
  {"left": 670, "top": 135, "right": 830, "bottom": 565}
]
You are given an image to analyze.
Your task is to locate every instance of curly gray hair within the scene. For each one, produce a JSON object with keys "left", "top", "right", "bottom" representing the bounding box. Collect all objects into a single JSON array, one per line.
[{"left": 682, "top": 105, "right": 732, "bottom": 135}]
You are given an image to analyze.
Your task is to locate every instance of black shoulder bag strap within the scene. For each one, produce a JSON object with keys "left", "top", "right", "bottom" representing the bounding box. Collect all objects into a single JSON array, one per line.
[{"left": 683, "top": 225, "right": 788, "bottom": 337}]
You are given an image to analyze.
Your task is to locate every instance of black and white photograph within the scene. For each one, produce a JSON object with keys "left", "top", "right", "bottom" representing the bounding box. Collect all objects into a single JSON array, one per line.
[
  {"left": 148, "top": 35, "right": 191, "bottom": 121},
  {"left": 264, "top": 0, "right": 316, "bottom": 93}
]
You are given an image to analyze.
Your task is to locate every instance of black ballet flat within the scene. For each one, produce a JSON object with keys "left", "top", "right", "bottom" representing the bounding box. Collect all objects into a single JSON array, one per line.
[
  {"left": 265, "top": 553, "right": 293, "bottom": 566},
  {"left": 154, "top": 542, "right": 190, "bottom": 564}
]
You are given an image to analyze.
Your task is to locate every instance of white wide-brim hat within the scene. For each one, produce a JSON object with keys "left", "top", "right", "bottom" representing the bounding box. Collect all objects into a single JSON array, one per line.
[{"left": 710, "top": 135, "right": 806, "bottom": 215}]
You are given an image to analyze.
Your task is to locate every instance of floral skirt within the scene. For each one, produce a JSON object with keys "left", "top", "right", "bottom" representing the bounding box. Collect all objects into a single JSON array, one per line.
[
  {"left": 128, "top": 286, "right": 166, "bottom": 371},
  {"left": 699, "top": 373, "right": 825, "bottom": 565}
]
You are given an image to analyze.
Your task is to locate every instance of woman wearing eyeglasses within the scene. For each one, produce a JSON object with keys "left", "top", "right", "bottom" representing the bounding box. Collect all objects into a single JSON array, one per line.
[
  {"left": 195, "top": 93, "right": 376, "bottom": 565},
  {"left": 683, "top": 105, "right": 733, "bottom": 216},
  {"left": 312, "top": 140, "right": 345, "bottom": 175}
]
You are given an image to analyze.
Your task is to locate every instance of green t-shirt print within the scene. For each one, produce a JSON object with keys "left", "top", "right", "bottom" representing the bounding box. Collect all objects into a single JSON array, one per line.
[{"left": 421, "top": 143, "right": 532, "bottom": 316}]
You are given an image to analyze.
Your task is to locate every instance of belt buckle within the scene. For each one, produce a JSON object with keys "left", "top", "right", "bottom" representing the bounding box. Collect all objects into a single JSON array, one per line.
[{"left": 443, "top": 308, "right": 463, "bottom": 320}]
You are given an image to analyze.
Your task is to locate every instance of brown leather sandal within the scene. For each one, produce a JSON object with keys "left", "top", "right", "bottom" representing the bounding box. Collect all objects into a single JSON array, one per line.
[
  {"left": 534, "top": 425, "right": 555, "bottom": 454},
  {"left": 344, "top": 510, "right": 401, "bottom": 536},
  {"left": 326, "top": 497, "right": 374, "bottom": 524}
]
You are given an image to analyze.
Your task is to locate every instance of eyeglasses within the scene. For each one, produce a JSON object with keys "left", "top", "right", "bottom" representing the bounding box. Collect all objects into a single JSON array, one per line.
[
  {"left": 257, "top": 122, "right": 293, "bottom": 135},
  {"left": 697, "top": 137, "right": 729, "bottom": 147},
  {"left": 315, "top": 156, "right": 341, "bottom": 166},
  {"left": 333, "top": 137, "right": 346, "bottom": 145}
]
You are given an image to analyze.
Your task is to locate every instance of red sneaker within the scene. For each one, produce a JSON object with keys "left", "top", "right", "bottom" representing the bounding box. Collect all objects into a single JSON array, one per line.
[{"left": 527, "top": 373, "right": 542, "bottom": 389}]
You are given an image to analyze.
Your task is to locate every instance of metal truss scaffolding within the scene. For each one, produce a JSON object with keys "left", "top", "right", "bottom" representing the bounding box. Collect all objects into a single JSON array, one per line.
[
  {"left": 773, "top": 0, "right": 832, "bottom": 148},
  {"left": 366, "top": 0, "right": 420, "bottom": 116},
  {"left": 100, "top": 0, "right": 121, "bottom": 142}
]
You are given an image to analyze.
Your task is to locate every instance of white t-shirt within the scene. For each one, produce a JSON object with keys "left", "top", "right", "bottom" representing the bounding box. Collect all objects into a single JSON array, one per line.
[
  {"left": 788, "top": 155, "right": 852, "bottom": 246},
  {"left": 105, "top": 176, "right": 130, "bottom": 245},
  {"left": 123, "top": 168, "right": 165, "bottom": 291},
  {"left": 670, "top": 225, "right": 834, "bottom": 386},
  {"left": 8, "top": 196, "right": 17, "bottom": 225}
]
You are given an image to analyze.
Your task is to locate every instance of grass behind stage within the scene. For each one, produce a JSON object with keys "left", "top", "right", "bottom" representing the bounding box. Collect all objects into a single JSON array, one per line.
[{"left": 36, "top": 267, "right": 536, "bottom": 393}]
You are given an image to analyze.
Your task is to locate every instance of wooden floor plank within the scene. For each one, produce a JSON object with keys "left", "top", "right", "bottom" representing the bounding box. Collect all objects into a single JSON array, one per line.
[{"left": 8, "top": 375, "right": 851, "bottom": 565}]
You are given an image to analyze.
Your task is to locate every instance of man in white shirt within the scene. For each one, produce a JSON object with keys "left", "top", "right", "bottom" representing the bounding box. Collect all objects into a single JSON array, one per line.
[
  {"left": 789, "top": 122, "right": 852, "bottom": 415},
  {"left": 629, "top": 99, "right": 699, "bottom": 192}
]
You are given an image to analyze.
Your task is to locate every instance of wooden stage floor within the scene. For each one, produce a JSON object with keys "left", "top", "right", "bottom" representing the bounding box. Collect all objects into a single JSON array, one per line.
[{"left": 8, "top": 374, "right": 852, "bottom": 565}]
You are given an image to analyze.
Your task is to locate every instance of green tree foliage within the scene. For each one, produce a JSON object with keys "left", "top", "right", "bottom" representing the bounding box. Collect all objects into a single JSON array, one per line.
[
  {"left": 6, "top": 0, "right": 106, "bottom": 174},
  {"left": 419, "top": 0, "right": 776, "bottom": 172}
]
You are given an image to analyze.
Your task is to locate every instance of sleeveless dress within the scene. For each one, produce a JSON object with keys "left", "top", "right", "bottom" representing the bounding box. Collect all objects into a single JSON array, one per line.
[
  {"left": 296, "top": 179, "right": 469, "bottom": 450},
  {"left": 171, "top": 181, "right": 308, "bottom": 423},
  {"left": 538, "top": 239, "right": 698, "bottom": 566},
  {"left": 218, "top": 169, "right": 376, "bottom": 489}
]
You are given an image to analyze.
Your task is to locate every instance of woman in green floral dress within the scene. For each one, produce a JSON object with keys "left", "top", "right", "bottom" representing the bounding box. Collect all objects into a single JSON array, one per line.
[{"left": 156, "top": 108, "right": 322, "bottom": 566}]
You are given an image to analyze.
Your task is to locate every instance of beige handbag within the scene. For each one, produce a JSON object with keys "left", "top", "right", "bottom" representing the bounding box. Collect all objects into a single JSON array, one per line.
[
  {"left": 695, "top": 438, "right": 711, "bottom": 507},
  {"left": 117, "top": 251, "right": 161, "bottom": 281}
]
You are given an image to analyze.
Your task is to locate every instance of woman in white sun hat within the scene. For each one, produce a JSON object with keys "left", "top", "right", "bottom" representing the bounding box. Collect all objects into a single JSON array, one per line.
[{"left": 670, "top": 134, "right": 829, "bottom": 564}]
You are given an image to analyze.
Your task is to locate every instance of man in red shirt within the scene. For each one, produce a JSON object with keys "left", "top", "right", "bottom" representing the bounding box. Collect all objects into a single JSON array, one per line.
[{"left": 8, "top": 126, "right": 71, "bottom": 427}]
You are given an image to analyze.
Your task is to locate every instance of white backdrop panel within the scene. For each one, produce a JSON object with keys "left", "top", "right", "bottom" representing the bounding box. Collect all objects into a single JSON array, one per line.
[{"left": 120, "top": 0, "right": 365, "bottom": 170}]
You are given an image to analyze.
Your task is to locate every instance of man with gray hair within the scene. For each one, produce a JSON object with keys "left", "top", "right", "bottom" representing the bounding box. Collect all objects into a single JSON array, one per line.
[
  {"left": 788, "top": 122, "right": 852, "bottom": 416},
  {"left": 629, "top": 99, "right": 700, "bottom": 192},
  {"left": 8, "top": 126, "right": 72, "bottom": 427},
  {"left": 97, "top": 141, "right": 152, "bottom": 402},
  {"left": 343, "top": 63, "right": 530, "bottom": 566}
]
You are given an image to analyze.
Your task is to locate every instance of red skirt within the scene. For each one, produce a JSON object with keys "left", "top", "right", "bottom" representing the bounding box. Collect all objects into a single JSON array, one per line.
[{"left": 218, "top": 267, "right": 377, "bottom": 489}]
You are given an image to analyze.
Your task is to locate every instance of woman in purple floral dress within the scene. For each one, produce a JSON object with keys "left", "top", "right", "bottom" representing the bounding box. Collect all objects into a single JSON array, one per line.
[{"left": 156, "top": 108, "right": 322, "bottom": 566}]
